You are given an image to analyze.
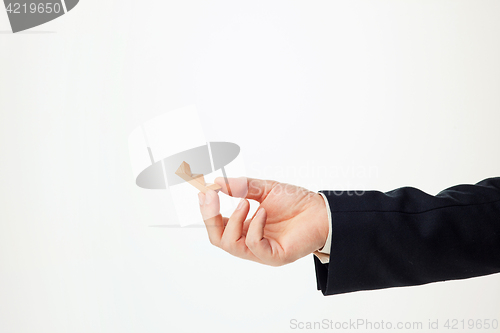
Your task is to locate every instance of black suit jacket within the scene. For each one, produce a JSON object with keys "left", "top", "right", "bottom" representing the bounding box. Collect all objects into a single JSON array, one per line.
[{"left": 314, "top": 177, "right": 500, "bottom": 295}]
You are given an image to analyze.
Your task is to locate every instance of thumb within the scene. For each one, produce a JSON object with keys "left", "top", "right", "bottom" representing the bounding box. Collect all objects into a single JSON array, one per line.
[{"left": 214, "top": 177, "right": 276, "bottom": 203}]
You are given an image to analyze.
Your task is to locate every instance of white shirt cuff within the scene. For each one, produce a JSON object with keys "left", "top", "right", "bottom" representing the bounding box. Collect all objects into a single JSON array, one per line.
[{"left": 313, "top": 192, "right": 332, "bottom": 264}]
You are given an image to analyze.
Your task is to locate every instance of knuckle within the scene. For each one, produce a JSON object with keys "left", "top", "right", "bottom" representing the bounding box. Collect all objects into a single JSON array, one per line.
[
  {"left": 208, "top": 237, "right": 216, "bottom": 246},
  {"left": 208, "top": 236, "right": 219, "bottom": 247},
  {"left": 245, "top": 237, "right": 258, "bottom": 249},
  {"left": 220, "top": 239, "right": 231, "bottom": 252}
]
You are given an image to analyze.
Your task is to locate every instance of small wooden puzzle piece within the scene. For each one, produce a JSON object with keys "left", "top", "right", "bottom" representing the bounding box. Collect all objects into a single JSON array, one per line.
[{"left": 175, "top": 161, "right": 221, "bottom": 193}]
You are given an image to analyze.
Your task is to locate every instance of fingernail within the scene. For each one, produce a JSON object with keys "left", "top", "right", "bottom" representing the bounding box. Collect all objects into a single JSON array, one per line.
[
  {"left": 205, "top": 190, "right": 213, "bottom": 205},
  {"left": 198, "top": 192, "right": 205, "bottom": 205},
  {"left": 236, "top": 199, "right": 245, "bottom": 210},
  {"left": 256, "top": 207, "right": 264, "bottom": 217}
]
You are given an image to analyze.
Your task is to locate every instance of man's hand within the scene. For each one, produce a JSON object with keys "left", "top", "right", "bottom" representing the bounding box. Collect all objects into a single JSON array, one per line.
[{"left": 198, "top": 177, "right": 329, "bottom": 266}]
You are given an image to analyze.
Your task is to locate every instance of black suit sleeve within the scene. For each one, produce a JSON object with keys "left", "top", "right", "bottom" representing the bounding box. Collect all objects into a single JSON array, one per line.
[{"left": 314, "top": 177, "right": 500, "bottom": 295}]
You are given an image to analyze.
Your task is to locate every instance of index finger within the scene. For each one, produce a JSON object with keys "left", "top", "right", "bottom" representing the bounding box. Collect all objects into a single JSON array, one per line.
[{"left": 199, "top": 190, "right": 224, "bottom": 247}]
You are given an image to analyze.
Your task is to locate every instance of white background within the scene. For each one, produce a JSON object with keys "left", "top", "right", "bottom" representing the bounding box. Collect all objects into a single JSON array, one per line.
[{"left": 1, "top": 1, "right": 499, "bottom": 332}]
